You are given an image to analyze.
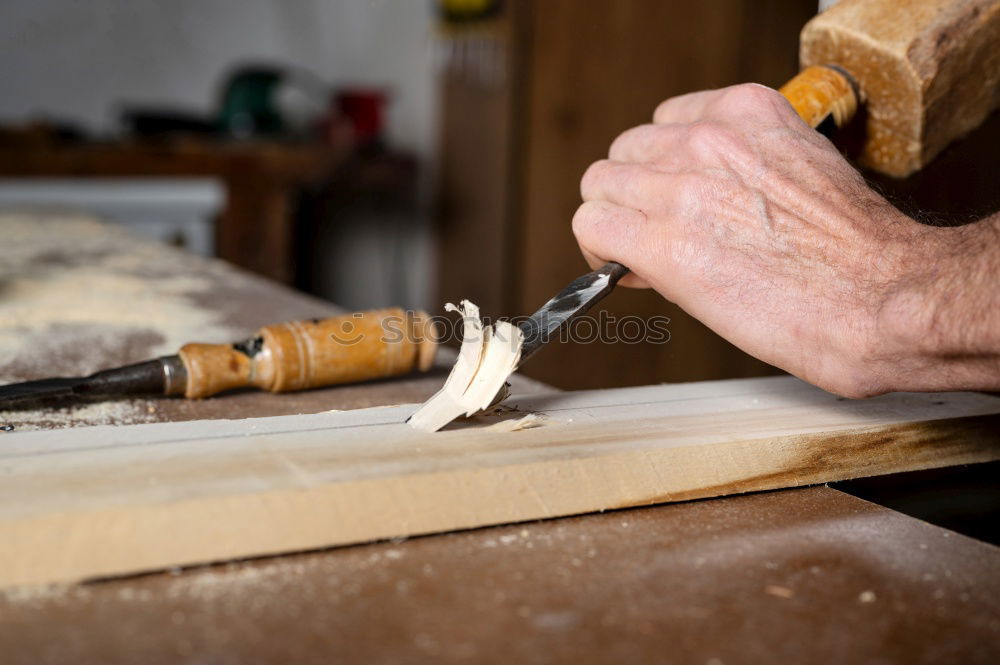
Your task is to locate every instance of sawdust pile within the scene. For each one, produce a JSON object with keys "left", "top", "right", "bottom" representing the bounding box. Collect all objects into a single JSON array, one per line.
[
  {"left": 0, "top": 214, "right": 243, "bottom": 382},
  {"left": 0, "top": 399, "right": 158, "bottom": 432}
]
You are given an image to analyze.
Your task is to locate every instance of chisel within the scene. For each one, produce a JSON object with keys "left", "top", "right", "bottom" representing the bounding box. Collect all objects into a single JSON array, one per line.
[
  {"left": 516, "top": 261, "right": 630, "bottom": 365},
  {"left": 0, "top": 308, "right": 438, "bottom": 408}
]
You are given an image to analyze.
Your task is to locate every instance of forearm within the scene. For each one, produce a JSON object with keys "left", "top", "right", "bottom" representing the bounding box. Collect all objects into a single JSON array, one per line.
[{"left": 878, "top": 213, "right": 1000, "bottom": 392}]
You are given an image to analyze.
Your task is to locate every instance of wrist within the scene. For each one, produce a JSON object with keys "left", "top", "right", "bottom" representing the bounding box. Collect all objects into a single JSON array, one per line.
[{"left": 876, "top": 216, "right": 1000, "bottom": 391}]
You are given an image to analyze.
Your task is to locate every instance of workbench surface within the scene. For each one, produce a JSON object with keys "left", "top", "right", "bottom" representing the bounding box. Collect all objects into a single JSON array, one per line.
[
  {"left": 0, "top": 213, "right": 553, "bottom": 429},
  {"left": 2, "top": 215, "right": 998, "bottom": 663}
]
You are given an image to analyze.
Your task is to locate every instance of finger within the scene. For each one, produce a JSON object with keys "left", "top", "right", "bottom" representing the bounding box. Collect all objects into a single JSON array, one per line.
[
  {"left": 581, "top": 247, "right": 650, "bottom": 289},
  {"left": 581, "top": 159, "right": 678, "bottom": 211},
  {"left": 607, "top": 125, "right": 689, "bottom": 169},
  {"left": 652, "top": 88, "right": 724, "bottom": 124},
  {"left": 571, "top": 200, "right": 654, "bottom": 289},
  {"left": 655, "top": 83, "right": 796, "bottom": 127}
]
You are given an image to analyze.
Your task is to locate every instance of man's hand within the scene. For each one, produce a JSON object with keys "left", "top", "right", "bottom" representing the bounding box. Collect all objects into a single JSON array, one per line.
[{"left": 573, "top": 83, "right": 999, "bottom": 397}]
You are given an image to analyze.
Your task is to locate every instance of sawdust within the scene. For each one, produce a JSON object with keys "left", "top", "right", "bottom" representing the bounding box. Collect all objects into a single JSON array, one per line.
[
  {"left": 0, "top": 399, "right": 157, "bottom": 431},
  {"left": 0, "top": 214, "right": 243, "bottom": 380},
  {"left": 161, "top": 558, "right": 326, "bottom": 604},
  {"left": 0, "top": 581, "right": 93, "bottom": 604},
  {"left": 481, "top": 413, "right": 547, "bottom": 432}
]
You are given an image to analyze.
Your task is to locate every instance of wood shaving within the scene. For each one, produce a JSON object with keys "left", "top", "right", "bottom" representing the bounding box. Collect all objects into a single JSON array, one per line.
[
  {"left": 481, "top": 413, "right": 547, "bottom": 432},
  {"left": 408, "top": 300, "right": 523, "bottom": 432}
]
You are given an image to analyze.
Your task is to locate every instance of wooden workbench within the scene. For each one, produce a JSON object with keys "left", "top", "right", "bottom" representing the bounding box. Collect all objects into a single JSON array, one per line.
[
  {"left": 2, "top": 215, "right": 997, "bottom": 664},
  {"left": 0, "top": 137, "right": 345, "bottom": 284}
]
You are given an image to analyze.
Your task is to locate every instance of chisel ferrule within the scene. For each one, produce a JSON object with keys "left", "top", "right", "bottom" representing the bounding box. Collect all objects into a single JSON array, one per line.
[{"left": 161, "top": 356, "right": 188, "bottom": 396}]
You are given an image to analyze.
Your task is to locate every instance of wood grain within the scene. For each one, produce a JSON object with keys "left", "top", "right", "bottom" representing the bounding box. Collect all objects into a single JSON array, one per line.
[{"left": 3, "top": 376, "right": 998, "bottom": 588}]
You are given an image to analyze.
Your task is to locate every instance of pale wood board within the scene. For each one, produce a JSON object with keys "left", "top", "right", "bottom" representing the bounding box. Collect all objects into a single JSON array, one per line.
[{"left": 2, "top": 375, "right": 999, "bottom": 588}]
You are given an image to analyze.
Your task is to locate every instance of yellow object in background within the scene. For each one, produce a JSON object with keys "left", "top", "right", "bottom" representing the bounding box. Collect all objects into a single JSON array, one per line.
[{"left": 438, "top": 0, "right": 501, "bottom": 22}]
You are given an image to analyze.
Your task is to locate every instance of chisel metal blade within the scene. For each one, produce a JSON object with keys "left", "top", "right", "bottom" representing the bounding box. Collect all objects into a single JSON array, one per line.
[
  {"left": 516, "top": 261, "right": 630, "bottom": 365},
  {"left": 0, "top": 377, "right": 80, "bottom": 407},
  {"left": 0, "top": 357, "right": 185, "bottom": 410}
]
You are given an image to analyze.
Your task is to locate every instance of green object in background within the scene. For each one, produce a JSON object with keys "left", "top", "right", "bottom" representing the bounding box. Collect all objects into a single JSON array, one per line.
[{"left": 218, "top": 66, "right": 286, "bottom": 138}]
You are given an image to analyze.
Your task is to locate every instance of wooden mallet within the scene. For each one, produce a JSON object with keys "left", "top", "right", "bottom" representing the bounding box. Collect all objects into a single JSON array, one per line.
[{"left": 780, "top": 0, "right": 1000, "bottom": 177}]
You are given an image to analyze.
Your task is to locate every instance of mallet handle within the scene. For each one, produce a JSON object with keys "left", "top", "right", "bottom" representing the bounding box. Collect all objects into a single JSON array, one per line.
[{"left": 779, "top": 64, "right": 859, "bottom": 132}]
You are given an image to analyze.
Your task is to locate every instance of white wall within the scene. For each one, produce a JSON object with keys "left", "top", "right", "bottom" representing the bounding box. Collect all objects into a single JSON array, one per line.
[
  {"left": 0, "top": 0, "right": 437, "bottom": 158},
  {"left": 0, "top": 0, "right": 439, "bottom": 309}
]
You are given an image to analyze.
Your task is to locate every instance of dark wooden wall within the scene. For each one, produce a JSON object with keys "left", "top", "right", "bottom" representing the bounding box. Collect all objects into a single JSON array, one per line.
[
  {"left": 436, "top": 0, "right": 824, "bottom": 390},
  {"left": 514, "top": 0, "right": 818, "bottom": 389}
]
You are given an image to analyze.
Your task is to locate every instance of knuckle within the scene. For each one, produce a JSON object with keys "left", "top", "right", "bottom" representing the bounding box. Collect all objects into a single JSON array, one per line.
[
  {"left": 571, "top": 201, "right": 599, "bottom": 237},
  {"left": 652, "top": 99, "right": 672, "bottom": 123},
  {"left": 724, "top": 83, "right": 793, "bottom": 122},
  {"left": 647, "top": 125, "right": 681, "bottom": 159},
  {"left": 581, "top": 159, "right": 605, "bottom": 187},
  {"left": 607, "top": 127, "right": 637, "bottom": 160},
  {"left": 683, "top": 120, "right": 727, "bottom": 153},
  {"left": 682, "top": 120, "right": 751, "bottom": 163},
  {"left": 608, "top": 129, "right": 631, "bottom": 159},
  {"left": 725, "top": 82, "right": 780, "bottom": 107},
  {"left": 609, "top": 124, "right": 662, "bottom": 160}
]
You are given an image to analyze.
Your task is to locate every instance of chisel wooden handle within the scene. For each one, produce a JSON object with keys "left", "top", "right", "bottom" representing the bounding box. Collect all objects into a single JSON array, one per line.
[
  {"left": 779, "top": 64, "right": 860, "bottom": 132},
  {"left": 177, "top": 308, "right": 438, "bottom": 398}
]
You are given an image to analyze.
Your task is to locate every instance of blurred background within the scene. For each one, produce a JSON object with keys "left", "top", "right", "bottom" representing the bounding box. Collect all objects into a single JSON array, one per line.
[{"left": 2, "top": 0, "right": 996, "bottom": 390}]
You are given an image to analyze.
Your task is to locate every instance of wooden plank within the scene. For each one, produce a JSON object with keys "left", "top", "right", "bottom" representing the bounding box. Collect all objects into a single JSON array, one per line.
[{"left": 3, "top": 376, "right": 999, "bottom": 588}]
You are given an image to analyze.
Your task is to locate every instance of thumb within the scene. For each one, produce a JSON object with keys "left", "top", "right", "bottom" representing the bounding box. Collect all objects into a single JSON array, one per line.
[{"left": 572, "top": 200, "right": 653, "bottom": 289}]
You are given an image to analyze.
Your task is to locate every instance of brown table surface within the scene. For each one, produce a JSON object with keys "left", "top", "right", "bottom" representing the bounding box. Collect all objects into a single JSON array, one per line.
[{"left": 2, "top": 216, "right": 998, "bottom": 664}]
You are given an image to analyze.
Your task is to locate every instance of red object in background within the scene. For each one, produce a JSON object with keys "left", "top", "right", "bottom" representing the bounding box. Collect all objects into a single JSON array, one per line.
[{"left": 336, "top": 90, "right": 386, "bottom": 143}]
